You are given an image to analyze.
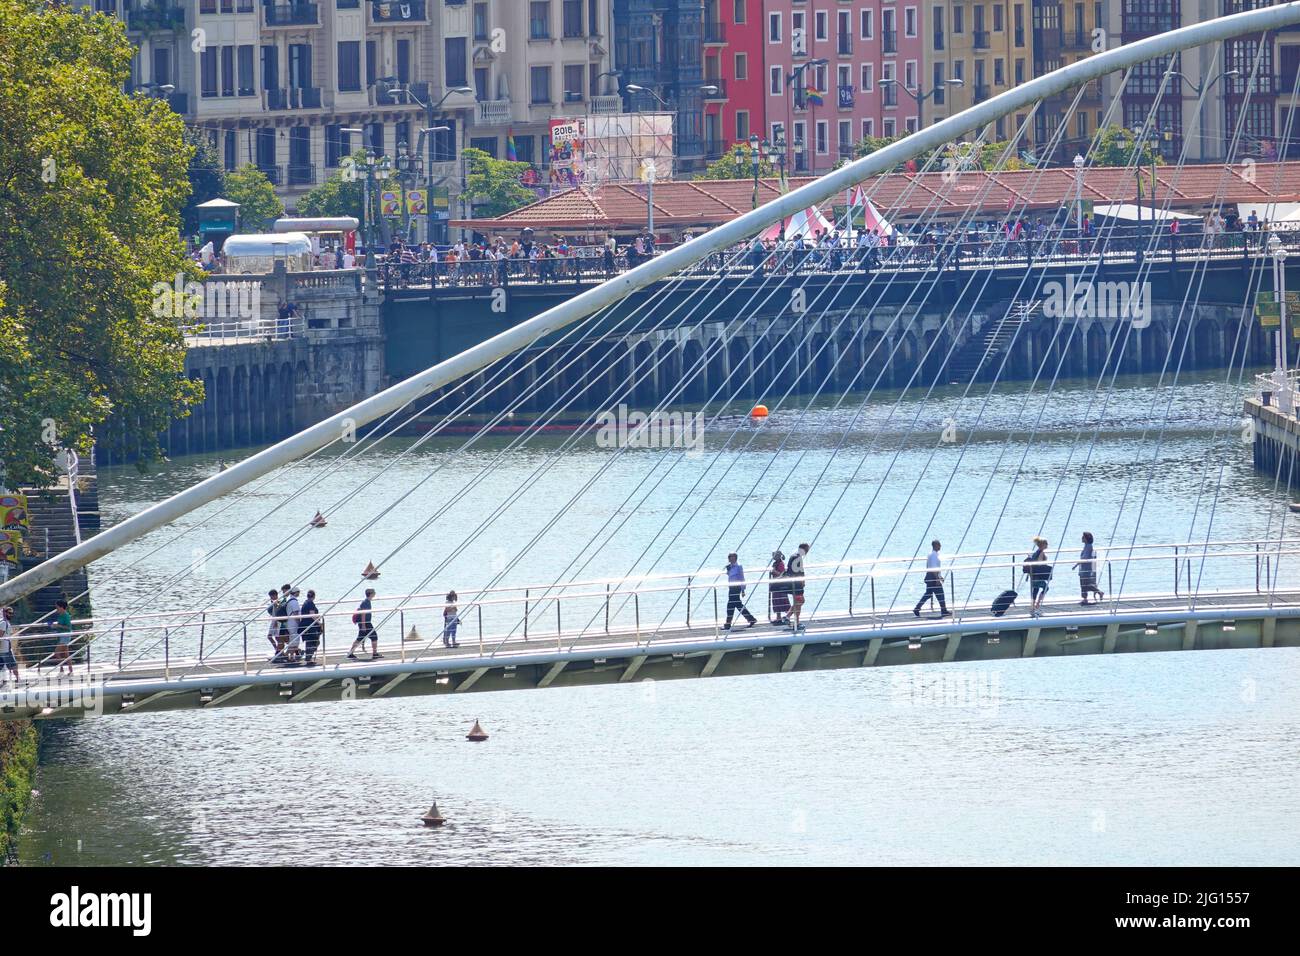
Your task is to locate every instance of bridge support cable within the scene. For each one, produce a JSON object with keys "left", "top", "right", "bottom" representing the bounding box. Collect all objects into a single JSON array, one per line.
[
  {"left": 1104, "top": 38, "right": 1298, "bottom": 606},
  {"left": 5, "top": 2, "right": 1300, "bottom": 610}
]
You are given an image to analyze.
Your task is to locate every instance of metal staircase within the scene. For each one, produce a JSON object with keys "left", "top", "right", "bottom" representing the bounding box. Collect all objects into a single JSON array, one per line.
[{"left": 948, "top": 300, "right": 1038, "bottom": 382}]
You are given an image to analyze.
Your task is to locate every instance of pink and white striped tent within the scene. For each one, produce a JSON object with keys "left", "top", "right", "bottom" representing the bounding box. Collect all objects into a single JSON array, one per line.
[
  {"left": 758, "top": 204, "right": 835, "bottom": 241},
  {"left": 849, "top": 185, "right": 894, "bottom": 235}
]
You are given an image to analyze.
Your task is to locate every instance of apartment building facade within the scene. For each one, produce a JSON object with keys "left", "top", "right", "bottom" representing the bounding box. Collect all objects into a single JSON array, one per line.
[
  {"left": 700, "top": 0, "right": 766, "bottom": 161},
  {"left": 924, "top": 1, "right": 1027, "bottom": 144}
]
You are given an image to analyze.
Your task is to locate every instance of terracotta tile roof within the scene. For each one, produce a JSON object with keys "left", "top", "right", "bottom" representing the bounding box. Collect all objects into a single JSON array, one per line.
[{"left": 453, "top": 161, "right": 1300, "bottom": 235}]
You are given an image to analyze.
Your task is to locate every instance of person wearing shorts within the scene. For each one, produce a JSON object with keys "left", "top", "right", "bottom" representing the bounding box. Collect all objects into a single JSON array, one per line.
[
  {"left": 348, "top": 589, "right": 382, "bottom": 660},
  {"left": 53, "top": 599, "right": 74, "bottom": 675},
  {"left": 1024, "top": 537, "right": 1052, "bottom": 617},
  {"left": 787, "top": 543, "right": 810, "bottom": 632},
  {"left": 0, "top": 606, "right": 18, "bottom": 683}
]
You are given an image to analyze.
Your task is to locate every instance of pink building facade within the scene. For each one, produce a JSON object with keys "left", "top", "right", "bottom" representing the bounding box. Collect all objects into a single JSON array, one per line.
[
  {"left": 759, "top": 1, "right": 924, "bottom": 175},
  {"left": 703, "top": 0, "right": 769, "bottom": 161}
]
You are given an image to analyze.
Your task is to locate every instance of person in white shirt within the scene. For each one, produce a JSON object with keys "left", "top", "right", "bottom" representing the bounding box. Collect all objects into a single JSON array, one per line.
[
  {"left": 913, "top": 539, "right": 951, "bottom": 617},
  {"left": 0, "top": 606, "right": 18, "bottom": 683}
]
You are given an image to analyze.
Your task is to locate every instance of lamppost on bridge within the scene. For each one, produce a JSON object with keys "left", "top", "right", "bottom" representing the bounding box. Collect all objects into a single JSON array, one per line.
[
  {"left": 1073, "top": 153, "right": 1086, "bottom": 232},
  {"left": 735, "top": 133, "right": 781, "bottom": 209},
  {"left": 785, "top": 58, "right": 829, "bottom": 173},
  {"left": 1169, "top": 67, "right": 1241, "bottom": 161},
  {"left": 340, "top": 127, "right": 392, "bottom": 277},
  {"left": 380, "top": 80, "right": 473, "bottom": 241},
  {"left": 1270, "top": 232, "right": 1292, "bottom": 412},
  {"left": 877, "top": 76, "right": 964, "bottom": 132}
]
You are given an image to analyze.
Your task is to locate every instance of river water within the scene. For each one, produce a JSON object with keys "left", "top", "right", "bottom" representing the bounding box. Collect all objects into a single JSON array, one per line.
[{"left": 17, "top": 371, "right": 1300, "bottom": 865}]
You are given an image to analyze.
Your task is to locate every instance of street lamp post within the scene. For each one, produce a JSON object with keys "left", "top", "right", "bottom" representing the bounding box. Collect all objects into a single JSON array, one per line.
[
  {"left": 381, "top": 80, "right": 473, "bottom": 241},
  {"left": 1271, "top": 233, "right": 1291, "bottom": 411},
  {"left": 1170, "top": 68, "right": 1241, "bottom": 161},
  {"left": 1073, "top": 153, "right": 1085, "bottom": 231},
  {"left": 749, "top": 133, "right": 761, "bottom": 209},
  {"left": 878, "top": 77, "right": 963, "bottom": 134}
]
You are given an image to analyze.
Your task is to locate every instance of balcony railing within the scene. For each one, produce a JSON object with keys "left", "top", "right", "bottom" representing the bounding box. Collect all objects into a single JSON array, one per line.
[
  {"left": 477, "top": 100, "right": 512, "bottom": 125},
  {"left": 882, "top": 85, "right": 898, "bottom": 107},
  {"left": 676, "top": 137, "right": 705, "bottom": 158},
  {"left": 704, "top": 21, "right": 726, "bottom": 44},
  {"left": 974, "top": 30, "right": 990, "bottom": 50},
  {"left": 263, "top": 3, "right": 318, "bottom": 27},
  {"left": 589, "top": 94, "right": 623, "bottom": 114},
  {"left": 934, "top": 31, "right": 944, "bottom": 51},
  {"left": 371, "top": 0, "right": 427, "bottom": 23},
  {"left": 266, "top": 87, "right": 322, "bottom": 110},
  {"left": 882, "top": 29, "right": 897, "bottom": 54},
  {"left": 287, "top": 163, "right": 316, "bottom": 186},
  {"left": 973, "top": 83, "right": 991, "bottom": 102},
  {"left": 126, "top": 3, "right": 185, "bottom": 31},
  {"left": 703, "top": 79, "right": 727, "bottom": 99},
  {"left": 1063, "top": 31, "right": 1092, "bottom": 51},
  {"left": 837, "top": 35, "right": 852, "bottom": 56},
  {"left": 703, "top": 137, "right": 727, "bottom": 160},
  {"left": 257, "top": 164, "right": 282, "bottom": 186}
]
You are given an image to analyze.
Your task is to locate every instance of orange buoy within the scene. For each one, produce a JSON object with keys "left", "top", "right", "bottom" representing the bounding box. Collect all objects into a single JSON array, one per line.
[
  {"left": 420, "top": 801, "right": 447, "bottom": 827},
  {"left": 362, "top": 561, "right": 380, "bottom": 580},
  {"left": 310, "top": 511, "right": 327, "bottom": 528},
  {"left": 466, "top": 719, "right": 489, "bottom": 742},
  {"left": 750, "top": 404, "right": 769, "bottom": 419}
]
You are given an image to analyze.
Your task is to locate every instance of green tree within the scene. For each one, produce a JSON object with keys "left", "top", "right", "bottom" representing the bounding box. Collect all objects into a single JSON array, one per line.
[
  {"left": 296, "top": 150, "right": 398, "bottom": 220},
  {"left": 1093, "top": 124, "right": 1164, "bottom": 168},
  {"left": 694, "top": 144, "right": 778, "bottom": 181},
  {"left": 181, "top": 126, "right": 227, "bottom": 237},
  {"left": 0, "top": 0, "right": 201, "bottom": 484},
  {"left": 225, "top": 163, "right": 284, "bottom": 230},
  {"left": 463, "top": 147, "right": 535, "bottom": 217}
]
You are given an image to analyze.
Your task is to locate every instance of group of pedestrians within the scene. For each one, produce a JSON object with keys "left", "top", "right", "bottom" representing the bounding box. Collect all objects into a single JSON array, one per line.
[
  {"left": 911, "top": 533, "right": 1106, "bottom": 621},
  {"left": 262, "top": 585, "right": 467, "bottom": 667},
  {"left": 721, "top": 544, "right": 811, "bottom": 633}
]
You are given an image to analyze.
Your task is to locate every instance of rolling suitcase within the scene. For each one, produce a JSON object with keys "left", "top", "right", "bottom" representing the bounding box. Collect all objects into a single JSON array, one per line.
[{"left": 991, "top": 590, "right": 1018, "bottom": 617}]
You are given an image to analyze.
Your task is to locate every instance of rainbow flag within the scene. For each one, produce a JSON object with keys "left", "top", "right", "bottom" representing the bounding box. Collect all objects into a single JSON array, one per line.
[
  {"left": 506, "top": 132, "right": 519, "bottom": 162},
  {"left": 806, "top": 87, "right": 825, "bottom": 106}
]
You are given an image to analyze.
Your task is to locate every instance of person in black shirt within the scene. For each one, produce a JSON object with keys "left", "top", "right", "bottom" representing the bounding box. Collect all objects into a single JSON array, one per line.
[
  {"left": 300, "top": 589, "right": 323, "bottom": 664},
  {"left": 348, "top": 588, "right": 382, "bottom": 660}
]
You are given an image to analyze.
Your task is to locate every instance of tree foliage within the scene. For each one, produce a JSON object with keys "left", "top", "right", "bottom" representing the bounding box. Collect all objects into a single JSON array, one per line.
[
  {"left": 695, "top": 144, "right": 778, "bottom": 181},
  {"left": 225, "top": 163, "right": 284, "bottom": 231},
  {"left": 296, "top": 150, "right": 398, "bottom": 220},
  {"left": 462, "top": 147, "right": 535, "bottom": 218},
  {"left": 1093, "top": 124, "right": 1165, "bottom": 168},
  {"left": 0, "top": 0, "right": 201, "bottom": 485}
]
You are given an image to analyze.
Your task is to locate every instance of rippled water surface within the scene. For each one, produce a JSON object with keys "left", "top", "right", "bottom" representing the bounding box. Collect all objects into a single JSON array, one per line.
[{"left": 17, "top": 372, "right": 1300, "bottom": 865}]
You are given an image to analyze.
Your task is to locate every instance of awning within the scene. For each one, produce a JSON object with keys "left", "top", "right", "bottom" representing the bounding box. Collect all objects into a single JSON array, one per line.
[{"left": 1093, "top": 203, "right": 1200, "bottom": 222}]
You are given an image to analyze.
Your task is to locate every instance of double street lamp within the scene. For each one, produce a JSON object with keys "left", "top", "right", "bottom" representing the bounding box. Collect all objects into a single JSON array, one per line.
[
  {"left": 878, "top": 76, "right": 964, "bottom": 131},
  {"left": 380, "top": 80, "right": 473, "bottom": 240},
  {"left": 1169, "top": 68, "right": 1241, "bottom": 161},
  {"left": 340, "top": 127, "right": 391, "bottom": 273},
  {"left": 734, "top": 134, "right": 785, "bottom": 209}
]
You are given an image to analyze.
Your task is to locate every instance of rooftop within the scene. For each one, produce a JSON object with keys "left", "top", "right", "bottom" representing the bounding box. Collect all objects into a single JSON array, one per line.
[{"left": 452, "top": 162, "right": 1300, "bottom": 236}]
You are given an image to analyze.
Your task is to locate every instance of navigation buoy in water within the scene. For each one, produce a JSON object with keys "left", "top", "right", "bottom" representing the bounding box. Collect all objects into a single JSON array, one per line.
[
  {"left": 420, "top": 801, "right": 447, "bottom": 827},
  {"left": 1290, "top": 502, "right": 1300, "bottom": 514},
  {"left": 362, "top": 561, "right": 380, "bottom": 580},
  {"left": 405, "top": 625, "right": 422, "bottom": 643},
  {"left": 310, "top": 511, "right": 327, "bottom": 528},
  {"left": 750, "top": 404, "right": 769, "bottom": 419},
  {"left": 467, "top": 719, "right": 489, "bottom": 742}
]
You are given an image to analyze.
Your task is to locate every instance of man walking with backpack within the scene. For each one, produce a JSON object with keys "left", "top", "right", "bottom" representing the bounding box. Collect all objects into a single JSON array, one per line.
[{"left": 348, "top": 588, "right": 382, "bottom": 660}]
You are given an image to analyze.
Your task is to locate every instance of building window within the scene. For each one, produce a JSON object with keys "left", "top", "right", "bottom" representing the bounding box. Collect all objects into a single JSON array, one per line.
[
  {"left": 815, "top": 10, "right": 828, "bottom": 41},
  {"left": 994, "top": 58, "right": 1004, "bottom": 85},
  {"left": 237, "top": 45, "right": 254, "bottom": 96},
  {"left": 396, "top": 39, "right": 411, "bottom": 85},
  {"left": 563, "top": 0, "right": 583, "bottom": 38},
  {"left": 530, "top": 1, "right": 551, "bottom": 39},
  {"left": 883, "top": 118, "right": 896, "bottom": 137},
  {"left": 905, "top": 7, "right": 916, "bottom": 38},
  {"left": 933, "top": 6, "right": 944, "bottom": 50},
  {"left": 473, "top": 2, "right": 488, "bottom": 41},
  {"left": 1077, "top": 111, "right": 1088, "bottom": 138},
  {"left": 564, "top": 64, "right": 584, "bottom": 101},
  {"left": 365, "top": 122, "right": 384, "bottom": 157},
  {"left": 474, "top": 66, "right": 490, "bottom": 100},
  {"left": 325, "top": 124, "right": 350, "bottom": 167},
  {"left": 861, "top": 8, "right": 873, "bottom": 40},
  {"left": 906, "top": 117, "right": 917, "bottom": 133},
  {"left": 431, "top": 122, "right": 456, "bottom": 163},
  {"left": 733, "top": 0, "right": 745, "bottom": 25},
  {"left": 530, "top": 65, "right": 552, "bottom": 103},
  {"left": 366, "top": 40, "right": 376, "bottom": 88},
  {"left": 1014, "top": 4, "right": 1024, "bottom": 46},
  {"left": 862, "top": 119, "right": 874, "bottom": 138},
  {"left": 1015, "top": 58, "right": 1024, "bottom": 85},
  {"left": 735, "top": 52, "right": 748, "bottom": 80},
  {"left": 337, "top": 41, "right": 360, "bottom": 91},
  {"left": 905, "top": 60, "right": 916, "bottom": 89},
  {"left": 768, "top": 11, "right": 781, "bottom": 43},
  {"left": 861, "top": 62, "right": 873, "bottom": 91},
  {"left": 201, "top": 47, "right": 218, "bottom": 98},
  {"left": 770, "top": 65, "right": 782, "bottom": 95},
  {"left": 220, "top": 45, "right": 234, "bottom": 97},
  {"left": 588, "top": 0, "right": 599, "bottom": 34},
  {"left": 736, "top": 110, "right": 749, "bottom": 140},
  {"left": 954, "top": 6, "right": 964, "bottom": 33},
  {"left": 223, "top": 130, "right": 237, "bottom": 171},
  {"left": 994, "top": 3, "right": 1004, "bottom": 32},
  {"left": 445, "top": 38, "right": 468, "bottom": 86},
  {"left": 996, "top": 117, "right": 1006, "bottom": 139},
  {"left": 933, "top": 62, "right": 945, "bottom": 104},
  {"left": 470, "top": 135, "right": 497, "bottom": 157},
  {"left": 837, "top": 119, "right": 851, "bottom": 154},
  {"left": 514, "top": 134, "right": 536, "bottom": 164}
]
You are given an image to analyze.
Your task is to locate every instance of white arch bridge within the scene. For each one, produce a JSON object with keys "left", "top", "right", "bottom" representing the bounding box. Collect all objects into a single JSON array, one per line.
[{"left": 6, "top": 6, "right": 1300, "bottom": 718}]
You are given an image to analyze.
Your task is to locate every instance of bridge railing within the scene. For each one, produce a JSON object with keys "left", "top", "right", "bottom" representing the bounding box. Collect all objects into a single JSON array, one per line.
[
  {"left": 376, "top": 226, "right": 1300, "bottom": 293},
  {"left": 7, "top": 537, "right": 1299, "bottom": 683}
]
